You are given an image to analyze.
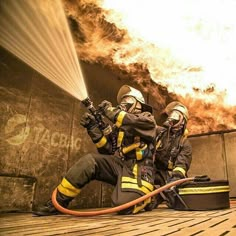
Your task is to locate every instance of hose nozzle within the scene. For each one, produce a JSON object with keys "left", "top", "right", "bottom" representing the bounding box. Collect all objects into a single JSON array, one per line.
[
  {"left": 81, "top": 97, "right": 106, "bottom": 130},
  {"left": 81, "top": 97, "right": 93, "bottom": 109}
]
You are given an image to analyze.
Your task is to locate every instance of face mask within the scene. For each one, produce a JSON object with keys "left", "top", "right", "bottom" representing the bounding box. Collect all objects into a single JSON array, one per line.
[
  {"left": 163, "top": 110, "right": 184, "bottom": 129},
  {"left": 120, "top": 96, "right": 142, "bottom": 113}
]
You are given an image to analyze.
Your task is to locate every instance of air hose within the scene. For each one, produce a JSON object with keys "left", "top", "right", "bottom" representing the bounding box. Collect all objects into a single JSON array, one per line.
[{"left": 51, "top": 177, "right": 194, "bottom": 217}]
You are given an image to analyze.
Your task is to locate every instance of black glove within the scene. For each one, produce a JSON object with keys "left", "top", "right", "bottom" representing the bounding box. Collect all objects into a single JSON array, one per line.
[
  {"left": 98, "top": 100, "right": 120, "bottom": 123},
  {"left": 98, "top": 100, "right": 112, "bottom": 112},
  {"left": 80, "top": 112, "right": 97, "bottom": 130},
  {"left": 167, "top": 170, "right": 184, "bottom": 183}
]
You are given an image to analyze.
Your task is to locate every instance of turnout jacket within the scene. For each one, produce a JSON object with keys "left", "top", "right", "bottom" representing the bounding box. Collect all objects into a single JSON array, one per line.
[
  {"left": 91, "top": 107, "right": 157, "bottom": 161},
  {"left": 155, "top": 125, "right": 192, "bottom": 178},
  {"left": 87, "top": 105, "right": 157, "bottom": 196}
]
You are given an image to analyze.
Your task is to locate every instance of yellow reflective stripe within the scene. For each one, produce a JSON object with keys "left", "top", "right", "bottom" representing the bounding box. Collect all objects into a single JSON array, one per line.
[
  {"left": 168, "top": 160, "right": 173, "bottom": 170},
  {"left": 179, "top": 186, "right": 230, "bottom": 195},
  {"left": 115, "top": 111, "right": 126, "bottom": 128},
  {"left": 121, "top": 183, "right": 153, "bottom": 194},
  {"left": 133, "top": 197, "right": 151, "bottom": 214},
  {"left": 183, "top": 128, "right": 189, "bottom": 138},
  {"left": 57, "top": 178, "right": 81, "bottom": 197},
  {"left": 173, "top": 167, "right": 186, "bottom": 177},
  {"left": 122, "top": 142, "right": 140, "bottom": 154},
  {"left": 132, "top": 164, "right": 138, "bottom": 178},
  {"left": 122, "top": 176, "right": 154, "bottom": 192},
  {"left": 135, "top": 144, "right": 147, "bottom": 160},
  {"left": 136, "top": 149, "right": 143, "bottom": 160},
  {"left": 95, "top": 136, "right": 107, "bottom": 148},
  {"left": 156, "top": 140, "right": 161, "bottom": 149},
  {"left": 117, "top": 131, "right": 124, "bottom": 147}
]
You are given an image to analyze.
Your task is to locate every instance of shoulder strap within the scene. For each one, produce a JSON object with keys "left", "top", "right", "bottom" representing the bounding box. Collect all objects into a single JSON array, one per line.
[{"left": 179, "top": 129, "right": 188, "bottom": 148}]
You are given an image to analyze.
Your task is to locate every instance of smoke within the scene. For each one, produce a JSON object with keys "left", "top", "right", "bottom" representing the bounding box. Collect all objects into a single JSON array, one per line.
[{"left": 62, "top": 0, "right": 236, "bottom": 134}]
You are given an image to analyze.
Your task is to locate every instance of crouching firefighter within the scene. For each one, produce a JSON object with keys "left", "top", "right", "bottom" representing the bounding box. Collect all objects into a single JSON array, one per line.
[
  {"left": 33, "top": 85, "right": 157, "bottom": 216},
  {"left": 151, "top": 101, "right": 192, "bottom": 209}
]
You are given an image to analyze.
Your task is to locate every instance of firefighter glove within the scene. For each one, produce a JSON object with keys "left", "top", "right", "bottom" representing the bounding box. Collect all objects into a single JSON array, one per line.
[
  {"left": 167, "top": 170, "right": 184, "bottom": 183},
  {"left": 80, "top": 112, "right": 97, "bottom": 130},
  {"left": 98, "top": 100, "right": 121, "bottom": 123},
  {"left": 98, "top": 100, "right": 112, "bottom": 112},
  {"left": 87, "top": 126, "right": 103, "bottom": 143}
]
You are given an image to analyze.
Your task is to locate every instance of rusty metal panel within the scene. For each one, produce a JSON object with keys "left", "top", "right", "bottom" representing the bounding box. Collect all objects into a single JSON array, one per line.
[
  {"left": 224, "top": 132, "right": 236, "bottom": 197},
  {"left": 188, "top": 134, "right": 228, "bottom": 180},
  {"left": 0, "top": 175, "right": 36, "bottom": 212}
]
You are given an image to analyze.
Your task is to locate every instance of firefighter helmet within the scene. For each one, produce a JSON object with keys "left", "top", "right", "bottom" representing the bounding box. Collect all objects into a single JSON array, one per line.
[
  {"left": 165, "top": 101, "right": 189, "bottom": 121},
  {"left": 117, "top": 85, "right": 152, "bottom": 113},
  {"left": 117, "top": 85, "right": 145, "bottom": 104}
]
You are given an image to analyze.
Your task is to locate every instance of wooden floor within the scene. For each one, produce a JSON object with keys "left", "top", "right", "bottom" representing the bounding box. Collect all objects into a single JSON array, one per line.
[{"left": 1, "top": 203, "right": 236, "bottom": 236}]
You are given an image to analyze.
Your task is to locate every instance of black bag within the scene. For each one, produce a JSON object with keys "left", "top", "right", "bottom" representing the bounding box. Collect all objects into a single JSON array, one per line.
[{"left": 172, "top": 179, "right": 230, "bottom": 210}]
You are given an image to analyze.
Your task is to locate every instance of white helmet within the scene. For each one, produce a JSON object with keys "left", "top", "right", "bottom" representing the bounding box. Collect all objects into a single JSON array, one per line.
[
  {"left": 117, "top": 85, "right": 152, "bottom": 113},
  {"left": 117, "top": 85, "right": 145, "bottom": 104},
  {"left": 165, "top": 101, "right": 189, "bottom": 121}
]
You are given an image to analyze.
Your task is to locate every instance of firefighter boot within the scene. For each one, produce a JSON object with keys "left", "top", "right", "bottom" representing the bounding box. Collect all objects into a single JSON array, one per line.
[
  {"left": 32, "top": 191, "right": 73, "bottom": 216},
  {"left": 144, "top": 193, "right": 164, "bottom": 211}
]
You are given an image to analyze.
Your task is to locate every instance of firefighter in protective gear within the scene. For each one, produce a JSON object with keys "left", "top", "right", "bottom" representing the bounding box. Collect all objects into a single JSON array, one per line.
[
  {"left": 152, "top": 101, "right": 192, "bottom": 209},
  {"left": 33, "top": 85, "right": 157, "bottom": 216}
]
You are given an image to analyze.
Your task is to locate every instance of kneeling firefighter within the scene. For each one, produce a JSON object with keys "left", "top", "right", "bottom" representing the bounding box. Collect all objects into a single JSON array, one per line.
[
  {"left": 33, "top": 85, "right": 157, "bottom": 216},
  {"left": 152, "top": 101, "right": 192, "bottom": 208}
]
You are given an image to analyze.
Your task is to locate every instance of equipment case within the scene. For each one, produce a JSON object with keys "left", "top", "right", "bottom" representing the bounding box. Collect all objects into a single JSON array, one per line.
[{"left": 174, "top": 180, "right": 230, "bottom": 210}]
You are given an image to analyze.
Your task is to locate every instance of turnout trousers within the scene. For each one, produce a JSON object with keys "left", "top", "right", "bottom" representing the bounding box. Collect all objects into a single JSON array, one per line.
[{"left": 64, "top": 153, "right": 154, "bottom": 214}]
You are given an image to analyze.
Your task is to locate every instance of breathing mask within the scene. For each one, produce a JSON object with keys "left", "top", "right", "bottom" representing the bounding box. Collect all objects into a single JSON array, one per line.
[
  {"left": 120, "top": 96, "right": 142, "bottom": 114},
  {"left": 163, "top": 110, "right": 185, "bottom": 131}
]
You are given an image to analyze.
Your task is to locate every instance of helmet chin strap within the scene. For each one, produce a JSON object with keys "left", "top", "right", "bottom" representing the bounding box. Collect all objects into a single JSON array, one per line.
[
  {"left": 120, "top": 99, "right": 142, "bottom": 114},
  {"left": 171, "top": 115, "right": 184, "bottom": 129},
  {"left": 127, "top": 100, "right": 137, "bottom": 113}
]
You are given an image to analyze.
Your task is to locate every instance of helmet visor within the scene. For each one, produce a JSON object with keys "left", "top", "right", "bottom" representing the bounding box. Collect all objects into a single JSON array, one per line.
[
  {"left": 163, "top": 110, "right": 184, "bottom": 128},
  {"left": 120, "top": 96, "right": 142, "bottom": 113}
]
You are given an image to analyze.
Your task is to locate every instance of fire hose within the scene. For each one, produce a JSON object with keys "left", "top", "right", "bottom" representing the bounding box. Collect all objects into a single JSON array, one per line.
[{"left": 51, "top": 177, "right": 194, "bottom": 217}]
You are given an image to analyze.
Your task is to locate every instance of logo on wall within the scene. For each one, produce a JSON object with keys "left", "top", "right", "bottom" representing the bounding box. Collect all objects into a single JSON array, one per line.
[
  {"left": 4, "top": 114, "right": 82, "bottom": 150},
  {"left": 5, "top": 114, "right": 30, "bottom": 145}
]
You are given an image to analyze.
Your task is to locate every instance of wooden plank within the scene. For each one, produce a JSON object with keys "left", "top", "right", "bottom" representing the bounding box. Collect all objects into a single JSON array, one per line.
[{"left": 0, "top": 206, "right": 236, "bottom": 236}]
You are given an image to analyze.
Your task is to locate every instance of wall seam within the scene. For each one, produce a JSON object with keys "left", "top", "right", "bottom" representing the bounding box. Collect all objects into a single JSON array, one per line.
[{"left": 221, "top": 133, "right": 229, "bottom": 180}]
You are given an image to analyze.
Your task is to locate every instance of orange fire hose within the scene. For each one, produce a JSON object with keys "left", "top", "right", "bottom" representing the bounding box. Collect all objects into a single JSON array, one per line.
[{"left": 52, "top": 177, "right": 194, "bottom": 217}]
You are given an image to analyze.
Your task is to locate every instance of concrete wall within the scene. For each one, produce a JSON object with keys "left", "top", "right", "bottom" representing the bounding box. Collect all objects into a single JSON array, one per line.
[
  {"left": 0, "top": 47, "right": 235, "bottom": 212},
  {"left": 0, "top": 47, "right": 119, "bottom": 212},
  {"left": 189, "top": 132, "right": 236, "bottom": 197}
]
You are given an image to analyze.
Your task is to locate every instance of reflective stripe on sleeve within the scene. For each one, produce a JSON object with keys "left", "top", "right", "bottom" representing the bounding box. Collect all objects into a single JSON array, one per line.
[
  {"left": 95, "top": 136, "right": 107, "bottom": 148},
  {"left": 173, "top": 167, "right": 186, "bottom": 177},
  {"left": 115, "top": 111, "right": 126, "bottom": 128}
]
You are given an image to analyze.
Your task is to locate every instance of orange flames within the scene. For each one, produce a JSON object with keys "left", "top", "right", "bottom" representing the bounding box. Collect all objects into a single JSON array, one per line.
[{"left": 63, "top": 0, "right": 236, "bottom": 134}]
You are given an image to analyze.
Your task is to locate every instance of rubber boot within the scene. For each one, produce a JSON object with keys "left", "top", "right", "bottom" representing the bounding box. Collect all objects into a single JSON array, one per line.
[{"left": 32, "top": 191, "right": 73, "bottom": 216}]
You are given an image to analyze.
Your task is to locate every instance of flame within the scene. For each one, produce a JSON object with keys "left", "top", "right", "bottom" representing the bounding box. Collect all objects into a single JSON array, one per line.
[{"left": 63, "top": 0, "right": 236, "bottom": 134}]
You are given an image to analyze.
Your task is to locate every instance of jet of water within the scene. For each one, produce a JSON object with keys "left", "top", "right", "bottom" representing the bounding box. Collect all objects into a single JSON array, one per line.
[{"left": 0, "top": 0, "right": 88, "bottom": 101}]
